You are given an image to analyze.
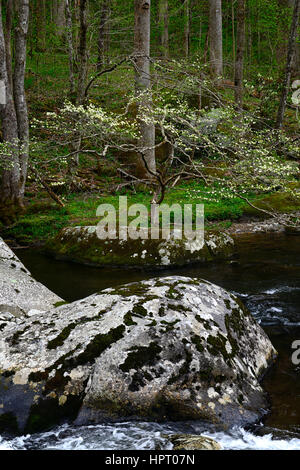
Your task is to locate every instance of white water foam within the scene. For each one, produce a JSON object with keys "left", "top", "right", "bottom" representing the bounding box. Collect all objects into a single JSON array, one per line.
[
  {"left": 205, "top": 427, "right": 300, "bottom": 450},
  {"left": 1, "top": 424, "right": 300, "bottom": 450},
  {"left": 262, "top": 287, "right": 300, "bottom": 295}
]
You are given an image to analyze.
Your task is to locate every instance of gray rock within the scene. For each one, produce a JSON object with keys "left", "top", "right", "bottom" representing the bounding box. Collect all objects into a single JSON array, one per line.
[
  {"left": 164, "top": 434, "right": 222, "bottom": 450},
  {"left": 46, "top": 226, "right": 235, "bottom": 268},
  {"left": 0, "top": 237, "right": 63, "bottom": 319},
  {"left": 0, "top": 273, "right": 276, "bottom": 434}
]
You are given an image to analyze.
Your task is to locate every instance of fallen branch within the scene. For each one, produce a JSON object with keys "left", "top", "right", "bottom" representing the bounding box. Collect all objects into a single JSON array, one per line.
[{"left": 29, "top": 164, "right": 65, "bottom": 208}]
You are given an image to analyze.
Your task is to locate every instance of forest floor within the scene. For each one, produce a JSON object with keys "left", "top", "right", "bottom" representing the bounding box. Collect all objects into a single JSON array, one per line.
[{"left": 2, "top": 179, "right": 299, "bottom": 245}]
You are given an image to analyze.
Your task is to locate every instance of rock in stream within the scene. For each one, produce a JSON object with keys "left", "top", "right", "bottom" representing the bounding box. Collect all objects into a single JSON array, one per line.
[{"left": 0, "top": 236, "right": 276, "bottom": 434}]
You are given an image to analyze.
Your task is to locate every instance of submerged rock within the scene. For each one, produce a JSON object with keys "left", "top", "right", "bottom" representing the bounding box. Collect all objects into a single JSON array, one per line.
[
  {"left": 0, "top": 267, "right": 276, "bottom": 433},
  {"left": 164, "top": 434, "right": 221, "bottom": 450},
  {"left": 0, "top": 237, "right": 63, "bottom": 319},
  {"left": 46, "top": 226, "right": 235, "bottom": 268}
]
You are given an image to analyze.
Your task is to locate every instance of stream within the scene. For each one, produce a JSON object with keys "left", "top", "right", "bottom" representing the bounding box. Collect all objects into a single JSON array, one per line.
[{"left": 1, "top": 233, "right": 300, "bottom": 450}]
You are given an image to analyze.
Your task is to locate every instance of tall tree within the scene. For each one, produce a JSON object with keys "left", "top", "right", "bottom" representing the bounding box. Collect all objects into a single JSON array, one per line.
[
  {"left": 14, "top": 0, "right": 30, "bottom": 200},
  {"left": 97, "top": 0, "right": 111, "bottom": 71},
  {"left": 55, "top": 0, "right": 66, "bottom": 37},
  {"left": 134, "top": 0, "right": 156, "bottom": 177},
  {"left": 209, "top": 0, "right": 223, "bottom": 76},
  {"left": 234, "top": 0, "right": 246, "bottom": 107},
  {"left": 288, "top": 0, "right": 300, "bottom": 74},
  {"left": 76, "top": 0, "right": 88, "bottom": 104},
  {"left": 184, "top": 0, "right": 190, "bottom": 57},
  {"left": 65, "top": 0, "right": 75, "bottom": 96},
  {"left": 36, "top": 0, "right": 46, "bottom": 51},
  {"left": 158, "top": 0, "right": 169, "bottom": 57},
  {"left": 276, "top": 0, "right": 300, "bottom": 128},
  {"left": 0, "top": 0, "right": 29, "bottom": 221},
  {"left": 4, "top": 0, "right": 13, "bottom": 89}
]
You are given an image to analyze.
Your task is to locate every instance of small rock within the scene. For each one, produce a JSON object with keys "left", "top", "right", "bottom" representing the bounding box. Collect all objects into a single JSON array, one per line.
[{"left": 164, "top": 434, "right": 222, "bottom": 450}]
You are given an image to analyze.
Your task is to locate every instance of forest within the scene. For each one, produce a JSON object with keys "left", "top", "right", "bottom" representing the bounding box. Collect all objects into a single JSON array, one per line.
[
  {"left": 0, "top": 0, "right": 299, "bottom": 242},
  {"left": 0, "top": 0, "right": 300, "bottom": 453}
]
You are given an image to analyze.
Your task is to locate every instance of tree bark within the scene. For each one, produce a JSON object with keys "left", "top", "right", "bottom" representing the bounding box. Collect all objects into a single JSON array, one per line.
[
  {"left": 76, "top": 0, "right": 88, "bottom": 104},
  {"left": 234, "top": 0, "right": 246, "bottom": 108},
  {"left": 0, "top": 2, "right": 22, "bottom": 219},
  {"left": 65, "top": 0, "right": 75, "bottom": 96},
  {"left": 276, "top": 0, "right": 300, "bottom": 129},
  {"left": 97, "top": 0, "right": 111, "bottom": 71},
  {"left": 134, "top": 0, "right": 156, "bottom": 177},
  {"left": 288, "top": 0, "right": 300, "bottom": 74},
  {"left": 56, "top": 0, "right": 66, "bottom": 37},
  {"left": 209, "top": 0, "right": 223, "bottom": 77},
  {"left": 184, "top": 0, "right": 190, "bottom": 58},
  {"left": 36, "top": 0, "right": 46, "bottom": 51},
  {"left": 13, "top": 0, "right": 30, "bottom": 199},
  {"left": 4, "top": 0, "right": 13, "bottom": 90}
]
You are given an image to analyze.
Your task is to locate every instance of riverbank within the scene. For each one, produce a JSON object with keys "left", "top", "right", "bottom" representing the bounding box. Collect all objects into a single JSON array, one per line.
[{"left": 0, "top": 187, "right": 299, "bottom": 248}]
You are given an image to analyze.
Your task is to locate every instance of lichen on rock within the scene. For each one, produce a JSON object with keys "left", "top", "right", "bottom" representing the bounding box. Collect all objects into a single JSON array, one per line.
[
  {"left": 45, "top": 226, "right": 235, "bottom": 268},
  {"left": 0, "top": 260, "right": 276, "bottom": 433},
  {"left": 163, "top": 433, "right": 222, "bottom": 450},
  {"left": 0, "top": 237, "right": 63, "bottom": 318}
]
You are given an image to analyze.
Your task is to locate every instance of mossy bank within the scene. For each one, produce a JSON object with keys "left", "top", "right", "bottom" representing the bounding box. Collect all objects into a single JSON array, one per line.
[{"left": 45, "top": 226, "right": 235, "bottom": 268}]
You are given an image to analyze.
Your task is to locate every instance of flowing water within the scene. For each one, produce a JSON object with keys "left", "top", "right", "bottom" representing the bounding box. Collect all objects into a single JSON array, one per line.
[{"left": 1, "top": 233, "right": 300, "bottom": 450}]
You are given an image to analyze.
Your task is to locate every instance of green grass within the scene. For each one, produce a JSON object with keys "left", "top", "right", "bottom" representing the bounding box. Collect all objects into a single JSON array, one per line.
[{"left": 2, "top": 180, "right": 289, "bottom": 245}]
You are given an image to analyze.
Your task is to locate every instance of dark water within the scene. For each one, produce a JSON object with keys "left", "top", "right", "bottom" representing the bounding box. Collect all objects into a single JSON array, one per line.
[{"left": 2, "top": 233, "right": 300, "bottom": 450}]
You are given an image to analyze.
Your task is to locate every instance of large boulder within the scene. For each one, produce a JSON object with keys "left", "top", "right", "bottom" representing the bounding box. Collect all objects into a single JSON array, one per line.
[
  {"left": 0, "top": 237, "right": 63, "bottom": 318},
  {"left": 0, "top": 273, "right": 276, "bottom": 434},
  {"left": 46, "top": 226, "right": 235, "bottom": 268}
]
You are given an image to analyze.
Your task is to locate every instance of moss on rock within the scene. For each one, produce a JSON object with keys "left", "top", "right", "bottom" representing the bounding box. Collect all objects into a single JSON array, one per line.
[{"left": 45, "top": 226, "right": 235, "bottom": 268}]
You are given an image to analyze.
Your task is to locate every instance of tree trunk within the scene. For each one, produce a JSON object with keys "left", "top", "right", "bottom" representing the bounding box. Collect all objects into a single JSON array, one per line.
[
  {"left": 158, "top": 0, "right": 168, "bottom": 57},
  {"left": 76, "top": 0, "right": 88, "bottom": 104},
  {"left": 55, "top": 0, "right": 66, "bottom": 37},
  {"left": 65, "top": 0, "right": 75, "bottom": 96},
  {"left": 134, "top": 0, "right": 156, "bottom": 177},
  {"left": 209, "top": 0, "right": 223, "bottom": 77},
  {"left": 184, "top": 0, "right": 190, "bottom": 58},
  {"left": 13, "top": 0, "right": 30, "bottom": 199},
  {"left": 276, "top": 0, "right": 300, "bottom": 129},
  {"left": 36, "top": 0, "right": 46, "bottom": 51},
  {"left": 234, "top": 0, "right": 246, "bottom": 108},
  {"left": 97, "top": 0, "right": 111, "bottom": 71},
  {"left": 288, "top": 0, "right": 300, "bottom": 75},
  {"left": 0, "top": 3, "right": 22, "bottom": 220},
  {"left": 4, "top": 0, "right": 13, "bottom": 90}
]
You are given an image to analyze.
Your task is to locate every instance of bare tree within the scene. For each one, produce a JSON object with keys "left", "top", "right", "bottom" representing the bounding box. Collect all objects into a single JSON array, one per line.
[
  {"left": 134, "top": 0, "right": 156, "bottom": 177},
  {"left": 234, "top": 0, "right": 246, "bottom": 107},
  {"left": 276, "top": 0, "right": 300, "bottom": 128},
  {"left": 209, "top": 0, "right": 223, "bottom": 77}
]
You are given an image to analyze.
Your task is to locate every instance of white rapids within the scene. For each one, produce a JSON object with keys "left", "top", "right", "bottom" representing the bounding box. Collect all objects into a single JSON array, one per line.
[{"left": 1, "top": 422, "right": 300, "bottom": 450}]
